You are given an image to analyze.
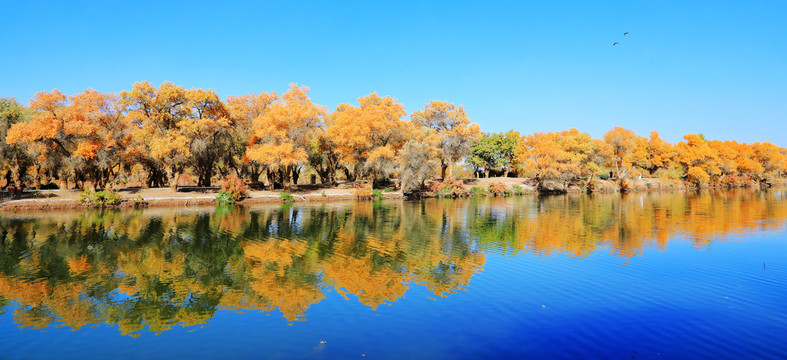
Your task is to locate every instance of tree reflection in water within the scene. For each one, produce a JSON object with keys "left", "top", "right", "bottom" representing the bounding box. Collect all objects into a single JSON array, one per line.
[{"left": 0, "top": 189, "right": 784, "bottom": 335}]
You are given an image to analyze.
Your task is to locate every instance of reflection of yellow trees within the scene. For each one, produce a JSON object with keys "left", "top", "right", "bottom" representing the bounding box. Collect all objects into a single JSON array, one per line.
[
  {"left": 323, "top": 234, "right": 410, "bottom": 310},
  {"left": 0, "top": 190, "right": 784, "bottom": 334},
  {"left": 471, "top": 189, "right": 787, "bottom": 257},
  {"left": 238, "top": 239, "right": 324, "bottom": 321}
]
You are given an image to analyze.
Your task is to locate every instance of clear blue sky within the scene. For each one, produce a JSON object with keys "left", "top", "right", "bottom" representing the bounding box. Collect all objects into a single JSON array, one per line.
[{"left": 1, "top": 0, "right": 785, "bottom": 145}]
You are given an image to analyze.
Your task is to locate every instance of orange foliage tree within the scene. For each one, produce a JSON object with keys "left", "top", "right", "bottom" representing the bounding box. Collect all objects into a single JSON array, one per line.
[
  {"left": 675, "top": 134, "right": 721, "bottom": 185},
  {"left": 326, "top": 93, "right": 411, "bottom": 182},
  {"left": 7, "top": 89, "right": 125, "bottom": 189},
  {"left": 637, "top": 131, "right": 675, "bottom": 175}
]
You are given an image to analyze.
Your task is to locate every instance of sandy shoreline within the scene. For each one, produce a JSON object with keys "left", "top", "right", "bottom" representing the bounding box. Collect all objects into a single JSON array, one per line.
[{"left": 1, "top": 177, "right": 783, "bottom": 212}]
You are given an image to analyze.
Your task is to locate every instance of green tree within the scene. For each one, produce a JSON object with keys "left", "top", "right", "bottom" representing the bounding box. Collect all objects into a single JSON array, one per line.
[{"left": 0, "top": 97, "right": 32, "bottom": 187}]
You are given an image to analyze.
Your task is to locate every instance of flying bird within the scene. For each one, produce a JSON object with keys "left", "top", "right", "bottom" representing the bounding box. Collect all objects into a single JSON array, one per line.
[
  {"left": 624, "top": 32, "right": 629, "bottom": 35},
  {"left": 613, "top": 42, "right": 620, "bottom": 46}
]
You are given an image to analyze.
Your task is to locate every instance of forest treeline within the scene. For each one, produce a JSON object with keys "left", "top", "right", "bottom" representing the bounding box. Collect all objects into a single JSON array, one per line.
[{"left": 0, "top": 82, "right": 785, "bottom": 193}]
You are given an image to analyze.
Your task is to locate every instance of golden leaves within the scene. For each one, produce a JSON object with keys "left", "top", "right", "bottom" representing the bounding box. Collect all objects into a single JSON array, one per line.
[
  {"left": 245, "top": 84, "right": 325, "bottom": 171},
  {"left": 325, "top": 93, "right": 411, "bottom": 177}
]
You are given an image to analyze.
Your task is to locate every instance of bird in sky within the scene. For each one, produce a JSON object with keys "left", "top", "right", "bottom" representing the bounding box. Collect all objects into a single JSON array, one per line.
[
  {"left": 624, "top": 32, "right": 630, "bottom": 35},
  {"left": 613, "top": 42, "right": 620, "bottom": 46}
]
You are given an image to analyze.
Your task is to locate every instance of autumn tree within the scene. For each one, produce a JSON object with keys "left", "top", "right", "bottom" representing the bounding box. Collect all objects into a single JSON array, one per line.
[
  {"left": 636, "top": 131, "right": 674, "bottom": 175},
  {"left": 7, "top": 89, "right": 125, "bottom": 189},
  {"left": 326, "top": 93, "right": 411, "bottom": 183},
  {"left": 675, "top": 134, "right": 721, "bottom": 185},
  {"left": 226, "top": 92, "right": 278, "bottom": 185},
  {"left": 411, "top": 101, "right": 481, "bottom": 179},
  {"left": 515, "top": 129, "right": 607, "bottom": 191},
  {"left": 184, "top": 88, "right": 232, "bottom": 186},
  {"left": 708, "top": 140, "right": 742, "bottom": 184},
  {"left": 307, "top": 131, "right": 340, "bottom": 185},
  {"left": 603, "top": 126, "right": 638, "bottom": 180},
  {"left": 751, "top": 142, "right": 786, "bottom": 185},
  {"left": 121, "top": 82, "right": 192, "bottom": 189},
  {"left": 246, "top": 84, "right": 325, "bottom": 189}
]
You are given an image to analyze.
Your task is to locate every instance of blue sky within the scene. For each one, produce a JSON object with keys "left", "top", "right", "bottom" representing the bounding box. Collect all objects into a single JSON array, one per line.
[{"left": 1, "top": 0, "right": 785, "bottom": 145}]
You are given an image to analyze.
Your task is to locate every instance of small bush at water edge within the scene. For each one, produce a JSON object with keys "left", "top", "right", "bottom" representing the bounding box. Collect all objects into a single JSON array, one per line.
[
  {"left": 372, "top": 189, "right": 384, "bottom": 200},
  {"left": 221, "top": 174, "right": 249, "bottom": 202},
  {"left": 469, "top": 186, "right": 487, "bottom": 196},
  {"left": 215, "top": 190, "right": 235, "bottom": 205},
  {"left": 281, "top": 193, "right": 295, "bottom": 202},
  {"left": 80, "top": 189, "right": 123, "bottom": 207}
]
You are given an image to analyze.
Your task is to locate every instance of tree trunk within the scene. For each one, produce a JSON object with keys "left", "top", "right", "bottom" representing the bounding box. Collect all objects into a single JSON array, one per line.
[
  {"left": 32, "top": 164, "right": 42, "bottom": 189},
  {"left": 343, "top": 167, "right": 354, "bottom": 182},
  {"left": 484, "top": 169, "right": 490, "bottom": 178},
  {"left": 291, "top": 165, "right": 300, "bottom": 185},
  {"left": 280, "top": 167, "right": 292, "bottom": 189},
  {"left": 11, "top": 164, "right": 20, "bottom": 187},
  {"left": 167, "top": 167, "right": 178, "bottom": 191}
]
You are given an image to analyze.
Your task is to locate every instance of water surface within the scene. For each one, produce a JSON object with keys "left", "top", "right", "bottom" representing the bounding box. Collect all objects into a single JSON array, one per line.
[{"left": 1, "top": 189, "right": 786, "bottom": 359}]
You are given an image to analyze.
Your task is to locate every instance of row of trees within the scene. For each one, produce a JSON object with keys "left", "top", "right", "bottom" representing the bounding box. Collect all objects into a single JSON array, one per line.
[
  {"left": 1, "top": 83, "right": 785, "bottom": 192},
  {"left": 470, "top": 127, "right": 786, "bottom": 190},
  {"left": 0, "top": 83, "right": 481, "bottom": 191}
]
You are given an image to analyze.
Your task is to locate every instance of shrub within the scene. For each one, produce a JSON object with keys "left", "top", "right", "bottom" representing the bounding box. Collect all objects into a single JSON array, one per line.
[
  {"left": 221, "top": 174, "right": 249, "bottom": 202},
  {"left": 512, "top": 185, "right": 525, "bottom": 195},
  {"left": 132, "top": 195, "right": 147, "bottom": 207},
  {"left": 469, "top": 186, "right": 487, "bottom": 196},
  {"left": 428, "top": 179, "right": 467, "bottom": 198},
  {"left": 488, "top": 182, "right": 507, "bottom": 196},
  {"left": 321, "top": 190, "right": 327, "bottom": 197},
  {"left": 80, "top": 189, "right": 123, "bottom": 207},
  {"left": 372, "top": 189, "right": 384, "bottom": 200},
  {"left": 280, "top": 193, "right": 294, "bottom": 203},
  {"left": 215, "top": 190, "right": 235, "bottom": 205},
  {"left": 599, "top": 173, "right": 610, "bottom": 180},
  {"left": 354, "top": 181, "right": 373, "bottom": 199},
  {"left": 383, "top": 187, "right": 394, "bottom": 192}
]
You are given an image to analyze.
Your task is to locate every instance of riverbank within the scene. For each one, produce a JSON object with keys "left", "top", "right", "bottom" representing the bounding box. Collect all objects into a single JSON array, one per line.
[
  {"left": 0, "top": 187, "right": 404, "bottom": 211},
  {"left": 1, "top": 177, "right": 783, "bottom": 211}
]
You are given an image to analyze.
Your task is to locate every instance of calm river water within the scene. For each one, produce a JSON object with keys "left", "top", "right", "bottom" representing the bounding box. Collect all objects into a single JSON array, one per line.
[{"left": 0, "top": 189, "right": 786, "bottom": 359}]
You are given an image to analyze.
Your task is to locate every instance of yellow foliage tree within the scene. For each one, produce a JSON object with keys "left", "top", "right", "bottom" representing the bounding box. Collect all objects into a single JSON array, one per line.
[
  {"left": 675, "top": 134, "right": 721, "bottom": 185},
  {"left": 411, "top": 101, "right": 482, "bottom": 179},
  {"left": 603, "top": 126, "right": 638, "bottom": 180},
  {"left": 515, "top": 129, "right": 607, "bottom": 191},
  {"left": 226, "top": 92, "right": 279, "bottom": 184},
  {"left": 246, "top": 84, "right": 325, "bottom": 188},
  {"left": 121, "top": 82, "right": 193, "bottom": 189}
]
